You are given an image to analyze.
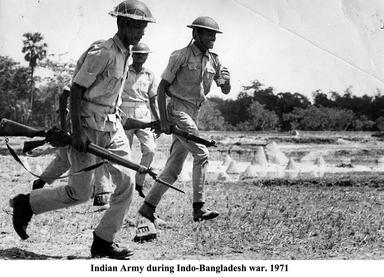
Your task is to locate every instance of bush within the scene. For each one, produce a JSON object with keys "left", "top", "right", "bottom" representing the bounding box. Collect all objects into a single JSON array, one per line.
[
  {"left": 197, "top": 100, "right": 226, "bottom": 131},
  {"left": 236, "top": 101, "right": 279, "bottom": 131},
  {"left": 283, "top": 106, "right": 357, "bottom": 131}
]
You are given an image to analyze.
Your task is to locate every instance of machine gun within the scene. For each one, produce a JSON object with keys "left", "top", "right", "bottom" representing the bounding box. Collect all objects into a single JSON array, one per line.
[
  {"left": 0, "top": 118, "right": 184, "bottom": 194},
  {"left": 123, "top": 118, "right": 217, "bottom": 147}
]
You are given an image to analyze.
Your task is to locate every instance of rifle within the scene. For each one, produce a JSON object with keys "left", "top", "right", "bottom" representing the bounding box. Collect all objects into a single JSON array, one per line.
[
  {"left": 123, "top": 118, "right": 217, "bottom": 147},
  {"left": 0, "top": 118, "right": 184, "bottom": 194}
]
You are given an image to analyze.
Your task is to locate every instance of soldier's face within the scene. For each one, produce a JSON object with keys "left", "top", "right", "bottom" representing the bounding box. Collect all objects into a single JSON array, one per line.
[
  {"left": 123, "top": 20, "right": 148, "bottom": 46},
  {"left": 197, "top": 29, "right": 217, "bottom": 50},
  {"left": 132, "top": 53, "right": 148, "bottom": 64}
]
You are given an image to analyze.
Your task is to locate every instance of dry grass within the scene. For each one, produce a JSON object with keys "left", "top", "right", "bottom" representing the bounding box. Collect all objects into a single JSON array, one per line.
[{"left": 0, "top": 133, "right": 384, "bottom": 260}]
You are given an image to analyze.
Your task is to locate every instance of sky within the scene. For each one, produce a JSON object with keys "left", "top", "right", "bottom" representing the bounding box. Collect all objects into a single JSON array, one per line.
[{"left": 1, "top": 0, "right": 384, "bottom": 100}]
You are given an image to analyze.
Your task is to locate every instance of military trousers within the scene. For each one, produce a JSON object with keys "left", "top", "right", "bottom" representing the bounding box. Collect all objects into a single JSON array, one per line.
[
  {"left": 29, "top": 121, "right": 134, "bottom": 242},
  {"left": 145, "top": 98, "right": 209, "bottom": 207}
]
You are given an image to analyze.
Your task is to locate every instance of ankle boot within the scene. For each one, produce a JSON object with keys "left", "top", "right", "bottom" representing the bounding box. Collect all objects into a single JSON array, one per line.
[
  {"left": 90, "top": 232, "right": 133, "bottom": 259},
  {"left": 10, "top": 194, "right": 33, "bottom": 240},
  {"left": 193, "top": 202, "right": 219, "bottom": 222}
]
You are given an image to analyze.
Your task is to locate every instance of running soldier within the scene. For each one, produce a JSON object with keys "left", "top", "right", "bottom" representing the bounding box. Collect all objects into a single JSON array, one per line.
[
  {"left": 10, "top": 0, "right": 155, "bottom": 259},
  {"left": 121, "top": 42, "right": 159, "bottom": 198},
  {"left": 136, "top": 16, "right": 231, "bottom": 240}
]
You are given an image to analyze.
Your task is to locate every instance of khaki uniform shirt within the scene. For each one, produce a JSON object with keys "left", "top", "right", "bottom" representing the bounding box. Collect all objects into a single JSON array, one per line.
[
  {"left": 122, "top": 65, "right": 157, "bottom": 103},
  {"left": 72, "top": 34, "right": 129, "bottom": 131},
  {"left": 161, "top": 43, "right": 222, "bottom": 107}
]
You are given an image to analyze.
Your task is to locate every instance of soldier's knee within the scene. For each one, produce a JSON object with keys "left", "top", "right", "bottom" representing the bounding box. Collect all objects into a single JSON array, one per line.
[
  {"left": 142, "top": 144, "right": 155, "bottom": 158},
  {"left": 64, "top": 186, "right": 91, "bottom": 203},
  {"left": 193, "top": 147, "right": 209, "bottom": 165}
]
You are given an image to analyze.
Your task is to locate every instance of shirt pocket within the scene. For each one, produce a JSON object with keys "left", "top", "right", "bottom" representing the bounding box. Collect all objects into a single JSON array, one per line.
[
  {"left": 103, "top": 68, "right": 124, "bottom": 94},
  {"left": 182, "top": 62, "right": 201, "bottom": 83}
]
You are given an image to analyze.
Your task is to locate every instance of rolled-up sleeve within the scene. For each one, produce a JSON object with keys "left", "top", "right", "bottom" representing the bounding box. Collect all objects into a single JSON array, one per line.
[
  {"left": 73, "top": 47, "right": 110, "bottom": 88},
  {"left": 160, "top": 50, "right": 185, "bottom": 84}
]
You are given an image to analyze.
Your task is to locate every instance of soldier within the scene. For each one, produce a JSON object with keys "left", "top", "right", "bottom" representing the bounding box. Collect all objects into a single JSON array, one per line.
[
  {"left": 136, "top": 16, "right": 231, "bottom": 240},
  {"left": 9, "top": 0, "right": 155, "bottom": 259},
  {"left": 32, "top": 86, "right": 112, "bottom": 211},
  {"left": 31, "top": 85, "right": 71, "bottom": 190},
  {"left": 121, "top": 42, "right": 159, "bottom": 198}
]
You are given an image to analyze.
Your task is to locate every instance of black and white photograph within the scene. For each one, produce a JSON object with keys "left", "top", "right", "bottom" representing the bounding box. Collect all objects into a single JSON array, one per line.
[{"left": 0, "top": 0, "right": 383, "bottom": 276}]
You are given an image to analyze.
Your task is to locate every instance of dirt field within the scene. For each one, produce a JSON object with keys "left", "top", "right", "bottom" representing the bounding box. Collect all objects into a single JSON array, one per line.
[{"left": 0, "top": 131, "right": 383, "bottom": 260}]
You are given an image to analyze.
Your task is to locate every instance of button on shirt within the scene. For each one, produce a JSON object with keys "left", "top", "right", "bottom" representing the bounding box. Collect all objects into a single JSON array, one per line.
[
  {"left": 161, "top": 43, "right": 222, "bottom": 107},
  {"left": 72, "top": 34, "right": 130, "bottom": 131},
  {"left": 122, "top": 65, "right": 157, "bottom": 103}
]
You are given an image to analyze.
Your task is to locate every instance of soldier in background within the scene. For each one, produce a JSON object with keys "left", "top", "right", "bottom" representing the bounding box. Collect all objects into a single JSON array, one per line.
[
  {"left": 121, "top": 42, "right": 159, "bottom": 198},
  {"left": 31, "top": 85, "right": 71, "bottom": 190}
]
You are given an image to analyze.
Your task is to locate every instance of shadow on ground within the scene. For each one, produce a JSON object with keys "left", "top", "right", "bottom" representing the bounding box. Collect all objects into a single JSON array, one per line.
[{"left": 0, "top": 247, "right": 89, "bottom": 260}]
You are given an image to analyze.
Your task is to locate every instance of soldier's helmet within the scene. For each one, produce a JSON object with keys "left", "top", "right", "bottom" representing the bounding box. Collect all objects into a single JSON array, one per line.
[
  {"left": 187, "top": 16, "right": 222, "bottom": 33},
  {"left": 131, "top": 43, "right": 151, "bottom": 54},
  {"left": 109, "top": 0, "right": 156, "bottom": 23}
]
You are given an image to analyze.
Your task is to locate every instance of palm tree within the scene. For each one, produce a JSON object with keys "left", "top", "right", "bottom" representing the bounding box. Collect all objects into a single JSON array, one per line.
[{"left": 22, "top": 32, "right": 48, "bottom": 110}]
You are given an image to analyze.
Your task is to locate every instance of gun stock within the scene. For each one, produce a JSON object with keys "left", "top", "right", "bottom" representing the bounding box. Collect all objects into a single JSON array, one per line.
[
  {"left": 123, "top": 118, "right": 159, "bottom": 130},
  {"left": 23, "top": 139, "right": 46, "bottom": 153},
  {"left": 123, "top": 118, "right": 216, "bottom": 147},
  {"left": 170, "top": 126, "right": 217, "bottom": 147},
  {"left": 0, "top": 118, "right": 46, "bottom": 138}
]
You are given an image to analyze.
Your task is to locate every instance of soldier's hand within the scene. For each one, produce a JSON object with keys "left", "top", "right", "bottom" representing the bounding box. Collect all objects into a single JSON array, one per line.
[
  {"left": 72, "top": 131, "right": 88, "bottom": 153},
  {"left": 135, "top": 184, "right": 146, "bottom": 198},
  {"left": 221, "top": 67, "right": 230, "bottom": 80}
]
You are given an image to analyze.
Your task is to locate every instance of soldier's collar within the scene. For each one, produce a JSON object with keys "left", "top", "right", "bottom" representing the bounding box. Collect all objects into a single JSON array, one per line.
[
  {"left": 190, "top": 43, "right": 210, "bottom": 58},
  {"left": 113, "top": 34, "right": 129, "bottom": 54}
]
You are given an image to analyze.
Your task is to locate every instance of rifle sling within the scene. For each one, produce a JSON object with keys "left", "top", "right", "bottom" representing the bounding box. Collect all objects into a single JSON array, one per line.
[{"left": 5, "top": 138, "right": 106, "bottom": 181}]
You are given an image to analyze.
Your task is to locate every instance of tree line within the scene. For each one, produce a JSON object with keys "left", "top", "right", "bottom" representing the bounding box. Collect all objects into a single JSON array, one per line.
[
  {"left": 1, "top": 32, "right": 383, "bottom": 131},
  {"left": 198, "top": 81, "right": 384, "bottom": 132}
]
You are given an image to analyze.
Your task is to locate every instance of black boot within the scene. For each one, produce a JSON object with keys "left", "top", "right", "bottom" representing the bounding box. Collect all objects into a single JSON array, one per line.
[
  {"left": 134, "top": 202, "right": 157, "bottom": 242},
  {"left": 91, "top": 232, "right": 133, "bottom": 259},
  {"left": 32, "top": 179, "right": 46, "bottom": 190},
  {"left": 9, "top": 194, "right": 33, "bottom": 240},
  {"left": 193, "top": 202, "right": 219, "bottom": 222},
  {"left": 93, "top": 193, "right": 110, "bottom": 211}
]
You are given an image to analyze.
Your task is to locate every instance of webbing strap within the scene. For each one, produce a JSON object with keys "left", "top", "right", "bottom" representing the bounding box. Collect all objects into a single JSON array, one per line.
[{"left": 5, "top": 138, "right": 107, "bottom": 180}]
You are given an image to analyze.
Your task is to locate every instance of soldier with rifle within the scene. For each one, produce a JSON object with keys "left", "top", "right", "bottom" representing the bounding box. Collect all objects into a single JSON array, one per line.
[
  {"left": 32, "top": 85, "right": 112, "bottom": 211},
  {"left": 136, "top": 16, "right": 231, "bottom": 241},
  {"left": 121, "top": 42, "right": 159, "bottom": 198},
  {"left": 9, "top": 0, "right": 155, "bottom": 259},
  {"left": 31, "top": 85, "right": 71, "bottom": 191}
]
